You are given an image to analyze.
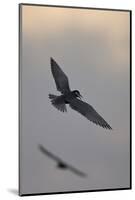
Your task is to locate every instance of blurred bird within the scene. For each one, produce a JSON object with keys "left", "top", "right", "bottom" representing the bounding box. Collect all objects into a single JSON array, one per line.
[
  {"left": 49, "top": 57, "right": 112, "bottom": 130},
  {"left": 38, "top": 144, "right": 87, "bottom": 177}
]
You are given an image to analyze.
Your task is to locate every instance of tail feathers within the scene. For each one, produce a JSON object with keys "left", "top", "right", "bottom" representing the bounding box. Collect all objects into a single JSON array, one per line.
[
  {"left": 48, "top": 94, "right": 67, "bottom": 112},
  {"left": 49, "top": 94, "right": 57, "bottom": 101}
]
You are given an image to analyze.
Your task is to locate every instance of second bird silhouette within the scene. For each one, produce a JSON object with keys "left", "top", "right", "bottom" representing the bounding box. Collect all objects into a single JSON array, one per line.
[
  {"left": 49, "top": 58, "right": 112, "bottom": 130},
  {"left": 38, "top": 144, "right": 87, "bottom": 177}
]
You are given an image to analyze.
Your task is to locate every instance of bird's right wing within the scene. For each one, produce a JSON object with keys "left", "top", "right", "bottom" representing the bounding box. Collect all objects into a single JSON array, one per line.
[
  {"left": 50, "top": 58, "right": 70, "bottom": 94},
  {"left": 69, "top": 98, "right": 112, "bottom": 129}
]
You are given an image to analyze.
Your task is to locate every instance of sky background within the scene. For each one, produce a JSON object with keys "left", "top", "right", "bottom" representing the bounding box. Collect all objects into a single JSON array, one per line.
[{"left": 20, "top": 5, "right": 130, "bottom": 195}]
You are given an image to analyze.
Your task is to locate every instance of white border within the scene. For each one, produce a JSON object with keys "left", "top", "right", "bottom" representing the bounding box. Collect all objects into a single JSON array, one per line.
[{"left": 0, "top": 0, "right": 134, "bottom": 199}]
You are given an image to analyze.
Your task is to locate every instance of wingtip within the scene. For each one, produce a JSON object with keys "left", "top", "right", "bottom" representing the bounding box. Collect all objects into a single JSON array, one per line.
[
  {"left": 50, "top": 57, "right": 54, "bottom": 63},
  {"left": 106, "top": 125, "right": 113, "bottom": 130},
  {"left": 107, "top": 123, "right": 113, "bottom": 130},
  {"left": 38, "top": 144, "right": 43, "bottom": 151},
  {"left": 97, "top": 122, "right": 112, "bottom": 130}
]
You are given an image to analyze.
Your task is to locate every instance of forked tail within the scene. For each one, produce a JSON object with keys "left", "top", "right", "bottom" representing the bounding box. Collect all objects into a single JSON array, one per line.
[
  {"left": 48, "top": 94, "right": 67, "bottom": 112},
  {"left": 49, "top": 94, "right": 57, "bottom": 104}
]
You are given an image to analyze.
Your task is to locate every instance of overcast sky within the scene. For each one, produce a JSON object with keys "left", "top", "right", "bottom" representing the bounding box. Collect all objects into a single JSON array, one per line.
[{"left": 20, "top": 5, "right": 130, "bottom": 195}]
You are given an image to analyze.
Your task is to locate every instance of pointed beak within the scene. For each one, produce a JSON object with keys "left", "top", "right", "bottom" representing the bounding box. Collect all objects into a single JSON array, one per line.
[{"left": 78, "top": 94, "right": 83, "bottom": 99}]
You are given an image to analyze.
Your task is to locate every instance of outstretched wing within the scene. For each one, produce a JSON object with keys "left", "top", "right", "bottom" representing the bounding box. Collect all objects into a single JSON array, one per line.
[
  {"left": 50, "top": 58, "right": 70, "bottom": 94},
  {"left": 38, "top": 145, "right": 87, "bottom": 177},
  {"left": 39, "top": 144, "right": 63, "bottom": 163},
  {"left": 69, "top": 98, "right": 112, "bottom": 129},
  {"left": 67, "top": 164, "right": 87, "bottom": 177}
]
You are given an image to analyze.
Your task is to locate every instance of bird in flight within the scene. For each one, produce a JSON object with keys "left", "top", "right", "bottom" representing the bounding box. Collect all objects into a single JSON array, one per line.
[
  {"left": 38, "top": 144, "right": 87, "bottom": 177},
  {"left": 49, "top": 57, "right": 112, "bottom": 130}
]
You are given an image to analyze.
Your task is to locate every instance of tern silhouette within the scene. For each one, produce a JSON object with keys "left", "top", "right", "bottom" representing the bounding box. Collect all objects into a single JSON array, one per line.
[
  {"left": 49, "top": 58, "right": 112, "bottom": 130},
  {"left": 38, "top": 145, "right": 87, "bottom": 177}
]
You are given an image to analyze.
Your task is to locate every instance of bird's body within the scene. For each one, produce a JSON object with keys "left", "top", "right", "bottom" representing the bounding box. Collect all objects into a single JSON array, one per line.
[
  {"left": 49, "top": 57, "right": 112, "bottom": 130},
  {"left": 49, "top": 90, "right": 80, "bottom": 111},
  {"left": 50, "top": 92, "right": 75, "bottom": 105}
]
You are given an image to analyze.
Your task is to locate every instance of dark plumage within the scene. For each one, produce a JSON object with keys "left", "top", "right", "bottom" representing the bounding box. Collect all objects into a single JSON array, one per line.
[
  {"left": 49, "top": 57, "right": 112, "bottom": 130},
  {"left": 38, "top": 145, "right": 87, "bottom": 177}
]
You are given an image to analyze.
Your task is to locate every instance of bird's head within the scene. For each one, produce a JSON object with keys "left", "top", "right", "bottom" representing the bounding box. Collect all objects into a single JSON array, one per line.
[{"left": 73, "top": 90, "right": 83, "bottom": 99}]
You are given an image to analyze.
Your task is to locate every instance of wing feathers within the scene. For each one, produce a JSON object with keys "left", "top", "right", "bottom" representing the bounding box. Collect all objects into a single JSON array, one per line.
[
  {"left": 50, "top": 58, "right": 70, "bottom": 94},
  {"left": 69, "top": 98, "right": 112, "bottom": 129}
]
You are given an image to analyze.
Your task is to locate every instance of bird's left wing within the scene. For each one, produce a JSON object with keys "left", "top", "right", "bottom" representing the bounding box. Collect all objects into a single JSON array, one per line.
[
  {"left": 69, "top": 98, "right": 112, "bottom": 129},
  {"left": 38, "top": 145, "right": 63, "bottom": 163},
  {"left": 50, "top": 58, "right": 70, "bottom": 94}
]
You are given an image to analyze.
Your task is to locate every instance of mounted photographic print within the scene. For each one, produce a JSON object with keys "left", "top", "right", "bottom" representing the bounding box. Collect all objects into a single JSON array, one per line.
[{"left": 19, "top": 3, "right": 131, "bottom": 196}]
